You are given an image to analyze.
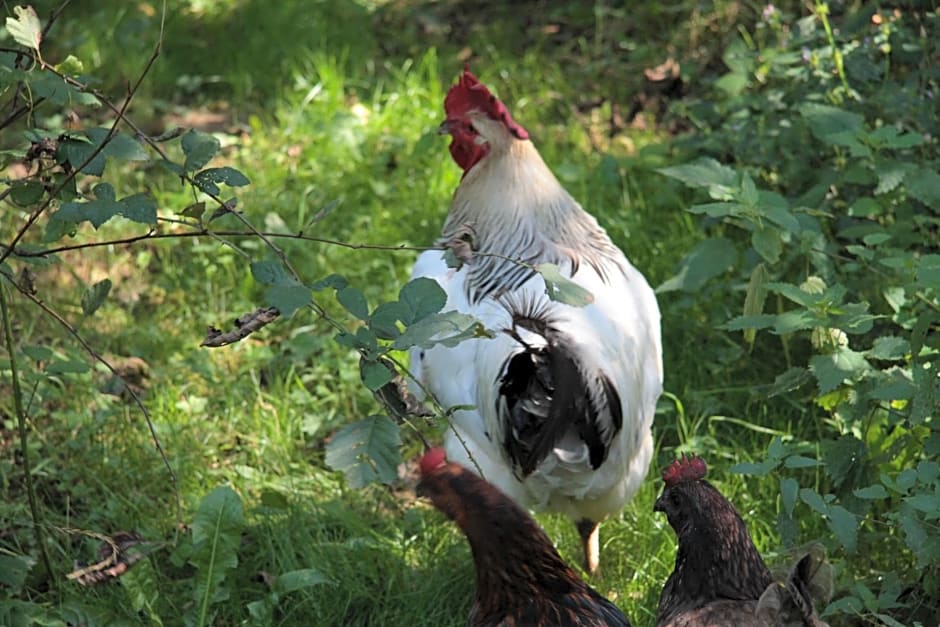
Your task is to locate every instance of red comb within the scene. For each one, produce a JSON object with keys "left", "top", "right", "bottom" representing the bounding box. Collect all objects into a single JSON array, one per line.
[
  {"left": 443, "top": 65, "right": 529, "bottom": 140},
  {"left": 419, "top": 447, "right": 447, "bottom": 475},
  {"left": 662, "top": 454, "right": 707, "bottom": 486}
]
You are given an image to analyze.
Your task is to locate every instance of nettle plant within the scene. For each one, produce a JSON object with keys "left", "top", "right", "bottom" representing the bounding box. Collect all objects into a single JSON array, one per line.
[{"left": 660, "top": 3, "right": 938, "bottom": 623}]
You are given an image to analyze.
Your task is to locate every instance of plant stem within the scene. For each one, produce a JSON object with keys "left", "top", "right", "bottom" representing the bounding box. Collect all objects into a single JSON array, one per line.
[{"left": 0, "top": 283, "right": 54, "bottom": 582}]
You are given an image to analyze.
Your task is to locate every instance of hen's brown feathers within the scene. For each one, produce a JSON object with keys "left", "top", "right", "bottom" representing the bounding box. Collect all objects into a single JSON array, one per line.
[{"left": 418, "top": 454, "right": 631, "bottom": 627}]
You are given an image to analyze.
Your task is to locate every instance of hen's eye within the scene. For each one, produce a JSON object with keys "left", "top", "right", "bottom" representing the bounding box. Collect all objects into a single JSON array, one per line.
[{"left": 465, "top": 122, "right": 476, "bottom": 133}]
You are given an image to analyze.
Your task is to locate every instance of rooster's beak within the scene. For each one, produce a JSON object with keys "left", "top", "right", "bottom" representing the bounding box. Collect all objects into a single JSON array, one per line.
[
  {"left": 437, "top": 119, "right": 457, "bottom": 135},
  {"left": 653, "top": 493, "right": 666, "bottom": 513}
]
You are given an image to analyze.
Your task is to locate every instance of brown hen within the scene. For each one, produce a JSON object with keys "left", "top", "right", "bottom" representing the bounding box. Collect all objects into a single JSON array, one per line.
[{"left": 418, "top": 448, "right": 631, "bottom": 627}]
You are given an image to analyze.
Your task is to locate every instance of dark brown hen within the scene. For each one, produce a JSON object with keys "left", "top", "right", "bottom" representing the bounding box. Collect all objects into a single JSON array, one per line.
[
  {"left": 417, "top": 448, "right": 631, "bottom": 627},
  {"left": 654, "top": 455, "right": 774, "bottom": 627}
]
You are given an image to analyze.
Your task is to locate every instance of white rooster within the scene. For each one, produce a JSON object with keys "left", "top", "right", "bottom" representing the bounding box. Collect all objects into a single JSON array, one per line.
[{"left": 410, "top": 67, "right": 663, "bottom": 573}]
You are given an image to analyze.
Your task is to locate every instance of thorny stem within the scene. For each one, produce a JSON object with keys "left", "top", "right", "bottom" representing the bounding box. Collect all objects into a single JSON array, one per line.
[{"left": 0, "top": 283, "right": 55, "bottom": 582}]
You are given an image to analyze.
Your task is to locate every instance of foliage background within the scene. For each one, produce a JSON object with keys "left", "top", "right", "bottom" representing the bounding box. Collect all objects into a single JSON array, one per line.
[{"left": 1, "top": 1, "right": 937, "bottom": 625}]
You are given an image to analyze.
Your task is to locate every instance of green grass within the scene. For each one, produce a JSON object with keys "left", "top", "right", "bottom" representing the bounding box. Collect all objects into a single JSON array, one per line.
[{"left": 6, "top": 0, "right": 925, "bottom": 625}]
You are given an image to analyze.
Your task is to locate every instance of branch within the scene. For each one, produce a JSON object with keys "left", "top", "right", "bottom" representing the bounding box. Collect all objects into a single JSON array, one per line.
[{"left": 8, "top": 228, "right": 430, "bottom": 258}]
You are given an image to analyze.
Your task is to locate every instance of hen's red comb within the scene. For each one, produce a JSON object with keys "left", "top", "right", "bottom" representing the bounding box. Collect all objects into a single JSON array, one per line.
[
  {"left": 419, "top": 447, "right": 447, "bottom": 475},
  {"left": 662, "top": 454, "right": 707, "bottom": 486},
  {"left": 443, "top": 65, "right": 529, "bottom": 140}
]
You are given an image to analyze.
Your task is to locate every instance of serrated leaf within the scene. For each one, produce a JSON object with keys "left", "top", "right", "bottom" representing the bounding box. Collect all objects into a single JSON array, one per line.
[
  {"left": 399, "top": 277, "right": 446, "bottom": 323},
  {"left": 250, "top": 260, "right": 293, "bottom": 286},
  {"left": 853, "top": 484, "right": 888, "bottom": 500},
  {"left": 81, "top": 278, "right": 112, "bottom": 316},
  {"left": 780, "top": 477, "right": 798, "bottom": 517},
  {"left": 193, "top": 167, "right": 251, "bottom": 196},
  {"left": 656, "top": 237, "right": 737, "bottom": 293},
  {"left": 265, "top": 284, "right": 310, "bottom": 317},
  {"left": 768, "top": 367, "right": 811, "bottom": 397},
  {"left": 336, "top": 287, "right": 369, "bottom": 320},
  {"left": 809, "top": 347, "right": 870, "bottom": 394},
  {"left": 875, "top": 162, "right": 907, "bottom": 195},
  {"left": 800, "top": 103, "right": 864, "bottom": 144},
  {"left": 118, "top": 193, "right": 157, "bottom": 225},
  {"left": 741, "top": 263, "right": 769, "bottom": 347},
  {"left": 799, "top": 488, "right": 829, "bottom": 515},
  {"left": 536, "top": 263, "right": 594, "bottom": 306},
  {"left": 324, "top": 415, "right": 401, "bottom": 488},
  {"left": 86, "top": 128, "right": 149, "bottom": 162},
  {"left": 181, "top": 130, "right": 220, "bottom": 173},
  {"left": 916, "top": 254, "right": 940, "bottom": 289},
  {"left": 867, "top": 336, "right": 909, "bottom": 360},
  {"left": 190, "top": 486, "right": 244, "bottom": 619},
  {"left": 6, "top": 6, "right": 42, "bottom": 52},
  {"left": 656, "top": 157, "right": 738, "bottom": 190},
  {"left": 55, "top": 184, "right": 157, "bottom": 229},
  {"left": 752, "top": 225, "right": 782, "bottom": 263},
  {"left": 360, "top": 359, "right": 394, "bottom": 391},
  {"left": 274, "top": 568, "right": 332, "bottom": 595},
  {"left": 784, "top": 455, "right": 821, "bottom": 468},
  {"left": 906, "top": 168, "right": 940, "bottom": 209},
  {"left": 828, "top": 505, "right": 858, "bottom": 552}
]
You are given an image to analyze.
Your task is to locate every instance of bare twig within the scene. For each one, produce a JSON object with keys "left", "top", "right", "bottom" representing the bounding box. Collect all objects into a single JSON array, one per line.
[
  {"left": 8, "top": 228, "right": 430, "bottom": 258},
  {"left": 0, "top": 283, "right": 55, "bottom": 583}
]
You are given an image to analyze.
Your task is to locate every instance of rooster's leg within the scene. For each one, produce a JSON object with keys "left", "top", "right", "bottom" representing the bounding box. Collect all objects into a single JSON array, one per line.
[{"left": 576, "top": 518, "right": 600, "bottom": 575}]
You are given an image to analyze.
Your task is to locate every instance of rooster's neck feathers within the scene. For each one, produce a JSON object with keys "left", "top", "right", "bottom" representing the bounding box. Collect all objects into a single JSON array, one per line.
[{"left": 440, "top": 140, "right": 626, "bottom": 303}]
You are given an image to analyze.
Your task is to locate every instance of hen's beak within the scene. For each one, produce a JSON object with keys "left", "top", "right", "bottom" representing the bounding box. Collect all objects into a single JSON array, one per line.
[{"left": 437, "top": 118, "right": 458, "bottom": 135}]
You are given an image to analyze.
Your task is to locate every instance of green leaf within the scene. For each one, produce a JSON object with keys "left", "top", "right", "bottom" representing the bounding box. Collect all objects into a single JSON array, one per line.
[
  {"left": 730, "top": 459, "right": 777, "bottom": 476},
  {"left": 337, "top": 286, "right": 369, "bottom": 320},
  {"left": 190, "top": 486, "right": 244, "bottom": 623},
  {"left": 853, "top": 484, "right": 888, "bottom": 500},
  {"left": 809, "top": 347, "right": 870, "bottom": 394},
  {"left": 780, "top": 477, "right": 798, "bottom": 517},
  {"left": 784, "top": 455, "right": 821, "bottom": 469},
  {"left": 309, "top": 274, "right": 348, "bottom": 292},
  {"left": 867, "top": 336, "right": 909, "bottom": 360},
  {"left": 9, "top": 180, "right": 45, "bottom": 206},
  {"left": 657, "top": 157, "right": 737, "bottom": 190},
  {"left": 55, "top": 184, "right": 157, "bottom": 229},
  {"left": 656, "top": 237, "right": 737, "bottom": 293},
  {"left": 0, "top": 554, "right": 35, "bottom": 592},
  {"left": 767, "top": 367, "right": 811, "bottom": 397},
  {"left": 370, "top": 301, "right": 409, "bottom": 339},
  {"left": 46, "top": 359, "right": 89, "bottom": 374},
  {"left": 799, "top": 488, "right": 829, "bottom": 515},
  {"left": 751, "top": 225, "right": 782, "bottom": 263},
  {"left": 182, "top": 130, "right": 221, "bottom": 173},
  {"left": 741, "top": 263, "right": 769, "bottom": 347},
  {"left": 86, "top": 128, "right": 149, "bottom": 162},
  {"left": 828, "top": 505, "right": 858, "bottom": 552},
  {"left": 536, "top": 263, "right": 594, "bottom": 306},
  {"left": 875, "top": 162, "right": 908, "bottom": 195},
  {"left": 22, "top": 345, "right": 53, "bottom": 361},
  {"left": 193, "top": 167, "right": 251, "bottom": 196},
  {"left": 324, "top": 415, "right": 401, "bottom": 488},
  {"left": 250, "top": 260, "right": 294, "bottom": 286},
  {"left": 399, "top": 277, "right": 446, "bottom": 323},
  {"left": 800, "top": 103, "right": 864, "bottom": 145},
  {"left": 6, "top": 6, "right": 42, "bottom": 52},
  {"left": 392, "top": 311, "right": 487, "bottom": 350},
  {"left": 81, "top": 278, "right": 112, "bottom": 316},
  {"left": 265, "top": 284, "right": 310, "bottom": 317},
  {"left": 759, "top": 192, "right": 800, "bottom": 233},
  {"left": 274, "top": 568, "right": 332, "bottom": 595},
  {"left": 916, "top": 254, "right": 940, "bottom": 289},
  {"left": 906, "top": 168, "right": 940, "bottom": 209},
  {"left": 360, "top": 359, "right": 394, "bottom": 391}
]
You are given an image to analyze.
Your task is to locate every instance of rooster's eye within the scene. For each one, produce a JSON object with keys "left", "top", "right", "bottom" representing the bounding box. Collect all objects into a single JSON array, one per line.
[{"left": 465, "top": 122, "right": 476, "bottom": 133}]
